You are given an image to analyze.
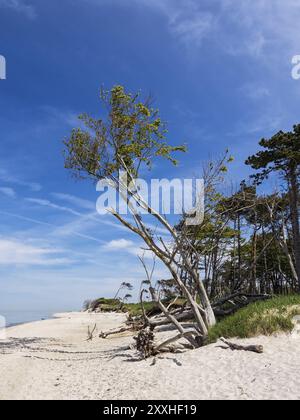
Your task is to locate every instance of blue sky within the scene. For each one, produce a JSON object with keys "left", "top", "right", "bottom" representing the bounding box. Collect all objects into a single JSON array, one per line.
[{"left": 0, "top": 0, "right": 300, "bottom": 312}]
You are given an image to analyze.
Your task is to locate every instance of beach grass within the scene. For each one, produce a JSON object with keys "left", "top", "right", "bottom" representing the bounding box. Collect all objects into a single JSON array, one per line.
[{"left": 208, "top": 295, "right": 300, "bottom": 343}]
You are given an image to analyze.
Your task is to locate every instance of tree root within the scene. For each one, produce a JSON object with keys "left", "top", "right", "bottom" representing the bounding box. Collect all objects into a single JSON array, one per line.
[{"left": 133, "top": 327, "right": 155, "bottom": 358}]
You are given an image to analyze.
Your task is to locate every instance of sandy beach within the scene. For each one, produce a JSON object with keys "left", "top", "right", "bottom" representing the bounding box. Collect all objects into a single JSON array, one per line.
[{"left": 0, "top": 312, "right": 300, "bottom": 400}]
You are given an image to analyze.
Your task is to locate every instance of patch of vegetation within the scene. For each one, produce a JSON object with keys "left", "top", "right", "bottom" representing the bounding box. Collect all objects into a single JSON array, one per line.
[
  {"left": 85, "top": 296, "right": 187, "bottom": 317},
  {"left": 208, "top": 295, "right": 300, "bottom": 343},
  {"left": 87, "top": 298, "right": 123, "bottom": 312},
  {"left": 125, "top": 298, "right": 187, "bottom": 317},
  {"left": 124, "top": 302, "right": 157, "bottom": 317}
]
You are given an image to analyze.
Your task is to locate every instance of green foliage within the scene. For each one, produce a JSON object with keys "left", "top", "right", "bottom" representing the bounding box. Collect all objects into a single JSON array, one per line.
[
  {"left": 87, "top": 296, "right": 187, "bottom": 317},
  {"left": 124, "top": 301, "right": 157, "bottom": 317},
  {"left": 125, "top": 297, "right": 187, "bottom": 316},
  {"left": 64, "top": 85, "right": 186, "bottom": 180},
  {"left": 88, "top": 297, "right": 122, "bottom": 312},
  {"left": 208, "top": 295, "right": 300, "bottom": 343},
  {"left": 246, "top": 124, "right": 300, "bottom": 183}
]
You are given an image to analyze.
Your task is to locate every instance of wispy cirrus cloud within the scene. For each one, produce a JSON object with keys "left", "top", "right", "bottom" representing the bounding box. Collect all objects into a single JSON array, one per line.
[
  {"left": 91, "top": 0, "right": 216, "bottom": 48},
  {"left": 239, "top": 83, "right": 270, "bottom": 101},
  {"left": 25, "top": 197, "right": 83, "bottom": 217},
  {"left": 23, "top": 195, "right": 123, "bottom": 241},
  {"left": 94, "top": 0, "right": 300, "bottom": 59},
  {"left": 0, "top": 209, "right": 106, "bottom": 244},
  {"left": 213, "top": 0, "right": 300, "bottom": 59},
  {"left": 0, "top": 186, "right": 16, "bottom": 198},
  {"left": 0, "top": 168, "right": 41, "bottom": 192},
  {"left": 0, "top": 0, "right": 36, "bottom": 19},
  {"left": 51, "top": 193, "right": 95, "bottom": 210},
  {"left": 227, "top": 112, "right": 283, "bottom": 137},
  {"left": 141, "top": 0, "right": 216, "bottom": 47}
]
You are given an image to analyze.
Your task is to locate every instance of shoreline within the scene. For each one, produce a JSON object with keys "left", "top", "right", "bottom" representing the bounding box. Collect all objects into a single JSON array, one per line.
[
  {"left": 3, "top": 312, "right": 74, "bottom": 330},
  {"left": 1, "top": 310, "right": 66, "bottom": 330},
  {"left": 1, "top": 312, "right": 300, "bottom": 400}
]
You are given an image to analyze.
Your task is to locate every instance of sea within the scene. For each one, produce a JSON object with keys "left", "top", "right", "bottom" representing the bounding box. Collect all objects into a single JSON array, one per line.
[{"left": 0, "top": 310, "right": 59, "bottom": 327}]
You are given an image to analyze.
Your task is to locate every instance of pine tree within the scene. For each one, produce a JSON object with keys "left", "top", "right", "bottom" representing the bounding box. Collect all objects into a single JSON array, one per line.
[{"left": 246, "top": 125, "right": 300, "bottom": 291}]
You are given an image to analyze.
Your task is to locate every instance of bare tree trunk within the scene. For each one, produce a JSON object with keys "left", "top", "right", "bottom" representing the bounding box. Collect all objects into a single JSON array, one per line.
[
  {"left": 288, "top": 168, "right": 300, "bottom": 291},
  {"left": 237, "top": 213, "right": 242, "bottom": 289},
  {"left": 251, "top": 213, "right": 258, "bottom": 294}
]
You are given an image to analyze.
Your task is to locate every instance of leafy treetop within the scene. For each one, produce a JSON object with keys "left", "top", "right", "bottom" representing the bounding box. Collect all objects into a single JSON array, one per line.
[
  {"left": 245, "top": 124, "right": 300, "bottom": 184},
  {"left": 64, "top": 85, "right": 186, "bottom": 181}
]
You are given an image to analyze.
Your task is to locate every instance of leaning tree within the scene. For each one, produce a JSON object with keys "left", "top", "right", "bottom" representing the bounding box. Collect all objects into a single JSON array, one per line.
[{"left": 63, "top": 85, "right": 220, "bottom": 350}]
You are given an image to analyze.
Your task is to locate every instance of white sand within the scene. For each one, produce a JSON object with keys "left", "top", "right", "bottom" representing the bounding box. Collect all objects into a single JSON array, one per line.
[{"left": 0, "top": 312, "right": 300, "bottom": 400}]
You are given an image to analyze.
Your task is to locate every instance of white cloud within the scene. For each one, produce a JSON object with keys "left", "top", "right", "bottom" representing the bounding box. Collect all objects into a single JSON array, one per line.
[
  {"left": 0, "top": 0, "right": 36, "bottom": 19},
  {"left": 220, "top": 0, "right": 300, "bottom": 58},
  {"left": 0, "top": 237, "right": 71, "bottom": 266},
  {"left": 104, "top": 239, "right": 135, "bottom": 250},
  {"left": 103, "top": 238, "right": 154, "bottom": 260},
  {"left": 0, "top": 187, "right": 16, "bottom": 198}
]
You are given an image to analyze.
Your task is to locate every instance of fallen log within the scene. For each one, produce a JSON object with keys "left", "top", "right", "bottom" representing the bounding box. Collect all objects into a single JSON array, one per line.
[{"left": 220, "top": 337, "right": 263, "bottom": 354}]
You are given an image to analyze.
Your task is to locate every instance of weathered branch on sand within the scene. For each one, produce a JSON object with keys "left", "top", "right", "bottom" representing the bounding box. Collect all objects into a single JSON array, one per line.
[
  {"left": 99, "top": 325, "right": 134, "bottom": 339},
  {"left": 154, "top": 331, "right": 197, "bottom": 353},
  {"left": 220, "top": 337, "right": 263, "bottom": 354},
  {"left": 86, "top": 324, "right": 97, "bottom": 341}
]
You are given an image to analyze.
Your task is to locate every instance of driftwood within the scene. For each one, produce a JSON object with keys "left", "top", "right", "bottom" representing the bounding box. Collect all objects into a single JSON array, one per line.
[
  {"left": 134, "top": 327, "right": 196, "bottom": 358},
  {"left": 96, "top": 291, "right": 269, "bottom": 357},
  {"left": 220, "top": 337, "right": 264, "bottom": 354},
  {"left": 86, "top": 324, "right": 97, "bottom": 341},
  {"left": 149, "top": 309, "right": 194, "bottom": 327},
  {"left": 154, "top": 331, "right": 196, "bottom": 353},
  {"left": 99, "top": 325, "right": 133, "bottom": 339}
]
